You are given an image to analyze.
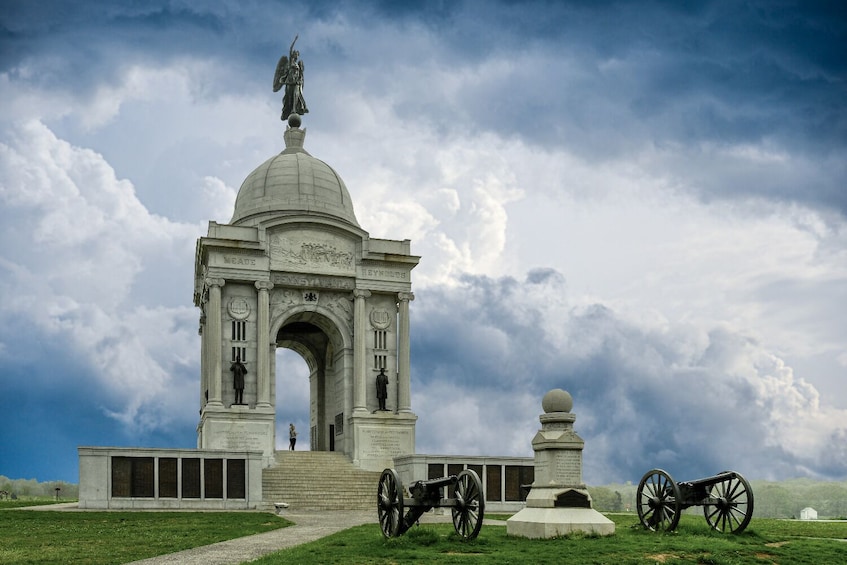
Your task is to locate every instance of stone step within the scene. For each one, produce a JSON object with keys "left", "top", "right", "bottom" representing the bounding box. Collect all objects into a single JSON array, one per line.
[{"left": 262, "top": 451, "right": 382, "bottom": 511}]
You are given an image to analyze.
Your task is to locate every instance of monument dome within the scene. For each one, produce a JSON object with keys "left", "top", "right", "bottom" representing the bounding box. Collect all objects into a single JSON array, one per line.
[{"left": 230, "top": 121, "right": 359, "bottom": 227}]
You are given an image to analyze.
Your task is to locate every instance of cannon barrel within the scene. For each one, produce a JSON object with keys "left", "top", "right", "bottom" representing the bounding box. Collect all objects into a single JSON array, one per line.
[
  {"left": 411, "top": 475, "right": 456, "bottom": 490},
  {"left": 409, "top": 475, "right": 457, "bottom": 501}
]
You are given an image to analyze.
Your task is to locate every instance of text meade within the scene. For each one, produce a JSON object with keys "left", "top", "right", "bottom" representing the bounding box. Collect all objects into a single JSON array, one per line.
[{"left": 223, "top": 256, "right": 257, "bottom": 266}]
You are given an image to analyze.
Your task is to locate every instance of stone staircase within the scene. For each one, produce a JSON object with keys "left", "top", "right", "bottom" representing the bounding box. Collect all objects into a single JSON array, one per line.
[{"left": 262, "top": 451, "right": 383, "bottom": 511}]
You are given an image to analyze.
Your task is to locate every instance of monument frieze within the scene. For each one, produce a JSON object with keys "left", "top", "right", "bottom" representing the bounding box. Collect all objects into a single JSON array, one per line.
[
  {"left": 269, "top": 229, "right": 356, "bottom": 275},
  {"left": 271, "top": 272, "right": 355, "bottom": 290}
]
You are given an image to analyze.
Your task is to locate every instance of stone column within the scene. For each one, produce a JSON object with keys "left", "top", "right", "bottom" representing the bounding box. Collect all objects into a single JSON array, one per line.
[
  {"left": 255, "top": 281, "right": 274, "bottom": 408},
  {"left": 397, "top": 292, "right": 414, "bottom": 413},
  {"left": 353, "top": 289, "right": 371, "bottom": 414},
  {"left": 205, "top": 278, "right": 225, "bottom": 407},
  {"left": 199, "top": 313, "right": 207, "bottom": 408}
]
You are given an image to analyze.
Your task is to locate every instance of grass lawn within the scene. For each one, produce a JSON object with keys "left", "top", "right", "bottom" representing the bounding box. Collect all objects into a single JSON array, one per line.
[
  {"left": 250, "top": 513, "right": 847, "bottom": 564},
  {"left": 1, "top": 507, "right": 844, "bottom": 564},
  {"left": 0, "top": 507, "right": 290, "bottom": 564}
]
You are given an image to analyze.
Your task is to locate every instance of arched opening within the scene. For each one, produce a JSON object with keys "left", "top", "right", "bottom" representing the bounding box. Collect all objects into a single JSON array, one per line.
[
  {"left": 275, "top": 348, "right": 310, "bottom": 451},
  {"left": 272, "top": 312, "right": 348, "bottom": 453}
]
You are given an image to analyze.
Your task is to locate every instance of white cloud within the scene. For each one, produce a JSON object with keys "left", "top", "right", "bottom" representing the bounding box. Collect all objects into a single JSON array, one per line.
[
  {"left": 413, "top": 272, "right": 847, "bottom": 482},
  {"left": 0, "top": 119, "right": 201, "bottom": 431}
]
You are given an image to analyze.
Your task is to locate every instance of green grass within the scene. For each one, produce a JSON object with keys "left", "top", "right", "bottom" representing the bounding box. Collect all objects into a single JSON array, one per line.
[
  {"left": 1, "top": 509, "right": 844, "bottom": 565},
  {"left": 0, "top": 509, "right": 290, "bottom": 564},
  {"left": 249, "top": 514, "right": 847, "bottom": 564}
]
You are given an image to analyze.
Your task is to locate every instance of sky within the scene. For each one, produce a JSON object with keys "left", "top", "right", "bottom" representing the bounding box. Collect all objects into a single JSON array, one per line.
[{"left": 0, "top": 0, "right": 845, "bottom": 485}]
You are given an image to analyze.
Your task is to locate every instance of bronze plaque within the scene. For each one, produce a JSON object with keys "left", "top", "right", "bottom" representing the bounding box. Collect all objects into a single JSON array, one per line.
[
  {"left": 205, "top": 459, "right": 224, "bottom": 499},
  {"left": 158, "top": 458, "right": 178, "bottom": 498},
  {"left": 226, "top": 459, "right": 246, "bottom": 499},
  {"left": 505, "top": 466, "right": 523, "bottom": 501},
  {"left": 486, "top": 465, "right": 502, "bottom": 502},
  {"left": 427, "top": 463, "right": 444, "bottom": 480},
  {"left": 111, "top": 457, "right": 132, "bottom": 498},
  {"left": 182, "top": 458, "right": 201, "bottom": 498},
  {"left": 112, "top": 457, "right": 154, "bottom": 497}
]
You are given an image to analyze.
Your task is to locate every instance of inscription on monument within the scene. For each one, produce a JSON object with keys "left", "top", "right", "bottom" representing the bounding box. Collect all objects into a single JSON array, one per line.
[
  {"left": 222, "top": 430, "right": 266, "bottom": 451},
  {"left": 224, "top": 256, "right": 257, "bottom": 266},
  {"left": 360, "top": 428, "right": 409, "bottom": 459},
  {"left": 210, "top": 252, "right": 266, "bottom": 270},
  {"left": 271, "top": 272, "right": 355, "bottom": 290},
  {"left": 535, "top": 454, "right": 582, "bottom": 485},
  {"left": 553, "top": 457, "right": 582, "bottom": 484},
  {"left": 360, "top": 267, "right": 408, "bottom": 281}
]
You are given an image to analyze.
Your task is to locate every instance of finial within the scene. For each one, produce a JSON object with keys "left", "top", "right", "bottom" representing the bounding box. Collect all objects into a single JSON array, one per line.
[{"left": 542, "top": 388, "right": 573, "bottom": 413}]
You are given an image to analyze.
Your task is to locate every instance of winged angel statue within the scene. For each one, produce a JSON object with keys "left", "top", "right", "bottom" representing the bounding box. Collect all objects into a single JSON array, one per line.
[{"left": 273, "top": 35, "right": 309, "bottom": 121}]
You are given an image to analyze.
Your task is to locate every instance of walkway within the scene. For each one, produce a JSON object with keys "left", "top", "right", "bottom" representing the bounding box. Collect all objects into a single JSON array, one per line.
[{"left": 126, "top": 509, "right": 376, "bottom": 565}]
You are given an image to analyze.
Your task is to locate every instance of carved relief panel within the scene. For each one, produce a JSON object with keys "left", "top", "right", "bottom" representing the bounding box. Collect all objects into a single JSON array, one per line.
[{"left": 269, "top": 228, "right": 357, "bottom": 276}]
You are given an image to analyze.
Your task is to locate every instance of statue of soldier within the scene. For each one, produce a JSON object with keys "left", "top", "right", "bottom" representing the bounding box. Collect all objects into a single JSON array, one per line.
[
  {"left": 230, "top": 353, "right": 247, "bottom": 405},
  {"left": 376, "top": 368, "right": 389, "bottom": 411}
]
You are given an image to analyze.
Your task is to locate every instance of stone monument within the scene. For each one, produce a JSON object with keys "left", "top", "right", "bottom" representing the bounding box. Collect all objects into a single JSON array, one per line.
[
  {"left": 193, "top": 40, "right": 419, "bottom": 470},
  {"left": 506, "top": 389, "right": 615, "bottom": 538}
]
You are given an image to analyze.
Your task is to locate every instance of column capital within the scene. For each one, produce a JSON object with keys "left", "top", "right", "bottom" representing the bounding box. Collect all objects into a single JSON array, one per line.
[
  {"left": 255, "top": 280, "right": 274, "bottom": 292},
  {"left": 205, "top": 277, "right": 226, "bottom": 288},
  {"left": 353, "top": 289, "right": 372, "bottom": 300},
  {"left": 398, "top": 291, "right": 415, "bottom": 303}
]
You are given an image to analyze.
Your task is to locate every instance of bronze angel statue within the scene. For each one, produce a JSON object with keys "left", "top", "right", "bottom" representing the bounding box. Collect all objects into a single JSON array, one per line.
[{"left": 273, "top": 35, "right": 308, "bottom": 121}]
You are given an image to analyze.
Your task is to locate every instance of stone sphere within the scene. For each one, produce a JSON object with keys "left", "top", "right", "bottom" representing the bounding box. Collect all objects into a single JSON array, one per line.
[
  {"left": 542, "top": 389, "right": 573, "bottom": 413},
  {"left": 288, "top": 113, "right": 302, "bottom": 128}
]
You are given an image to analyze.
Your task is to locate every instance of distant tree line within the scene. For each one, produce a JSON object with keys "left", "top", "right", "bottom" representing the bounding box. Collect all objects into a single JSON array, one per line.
[
  {"left": 589, "top": 478, "right": 847, "bottom": 519},
  {"left": 0, "top": 476, "right": 79, "bottom": 500}
]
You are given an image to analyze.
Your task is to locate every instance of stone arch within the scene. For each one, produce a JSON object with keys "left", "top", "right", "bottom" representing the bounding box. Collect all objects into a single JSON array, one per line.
[
  {"left": 270, "top": 307, "right": 353, "bottom": 454},
  {"left": 268, "top": 303, "right": 352, "bottom": 353}
]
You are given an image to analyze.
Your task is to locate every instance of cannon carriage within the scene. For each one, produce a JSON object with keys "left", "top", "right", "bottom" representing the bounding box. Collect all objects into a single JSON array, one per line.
[
  {"left": 636, "top": 469, "right": 754, "bottom": 533},
  {"left": 377, "top": 468, "right": 485, "bottom": 539}
]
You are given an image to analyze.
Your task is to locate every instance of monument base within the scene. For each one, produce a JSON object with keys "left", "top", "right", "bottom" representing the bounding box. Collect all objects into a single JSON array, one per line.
[
  {"left": 349, "top": 411, "right": 417, "bottom": 471},
  {"left": 197, "top": 404, "right": 275, "bottom": 466},
  {"left": 506, "top": 507, "right": 615, "bottom": 538}
]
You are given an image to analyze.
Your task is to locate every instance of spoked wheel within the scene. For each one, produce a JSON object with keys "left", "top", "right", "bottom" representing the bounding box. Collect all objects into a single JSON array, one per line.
[
  {"left": 451, "top": 469, "right": 485, "bottom": 539},
  {"left": 637, "top": 469, "right": 682, "bottom": 532},
  {"left": 703, "top": 472, "right": 754, "bottom": 533},
  {"left": 377, "top": 468, "right": 404, "bottom": 538}
]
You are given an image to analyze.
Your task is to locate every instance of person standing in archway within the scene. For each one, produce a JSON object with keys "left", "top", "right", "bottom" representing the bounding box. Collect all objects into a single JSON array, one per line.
[{"left": 289, "top": 423, "right": 297, "bottom": 450}]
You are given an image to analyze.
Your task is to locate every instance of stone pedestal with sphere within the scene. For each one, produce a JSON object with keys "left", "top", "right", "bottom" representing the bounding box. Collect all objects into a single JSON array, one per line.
[{"left": 506, "top": 389, "right": 615, "bottom": 538}]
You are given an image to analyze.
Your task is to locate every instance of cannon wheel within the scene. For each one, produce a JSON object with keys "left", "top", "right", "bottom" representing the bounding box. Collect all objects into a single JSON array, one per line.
[
  {"left": 377, "top": 468, "right": 405, "bottom": 538},
  {"left": 637, "top": 469, "right": 682, "bottom": 532},
  {"left": 451, "top": 469, "right": 485, "bottom": 540},
  {"left": 703, "top": 472, "right": 754, "bottom": 533}
]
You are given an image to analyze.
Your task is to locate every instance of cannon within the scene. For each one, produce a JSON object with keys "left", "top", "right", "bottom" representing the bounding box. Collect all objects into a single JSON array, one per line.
[
  {"left": 377, "top": 468, "right": 485, "bottom": 539},
  {"left": 636, "top": 469, "right": 754, "bottom": 533}
]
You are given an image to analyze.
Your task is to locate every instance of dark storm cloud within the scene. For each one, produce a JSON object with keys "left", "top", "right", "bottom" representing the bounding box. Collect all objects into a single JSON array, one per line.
[
  {"left": 6, "top": 0, "right": 843, "bottom": 150},
  {"left": 411, "top": 270, "right": 846, "bottom": 482}
]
